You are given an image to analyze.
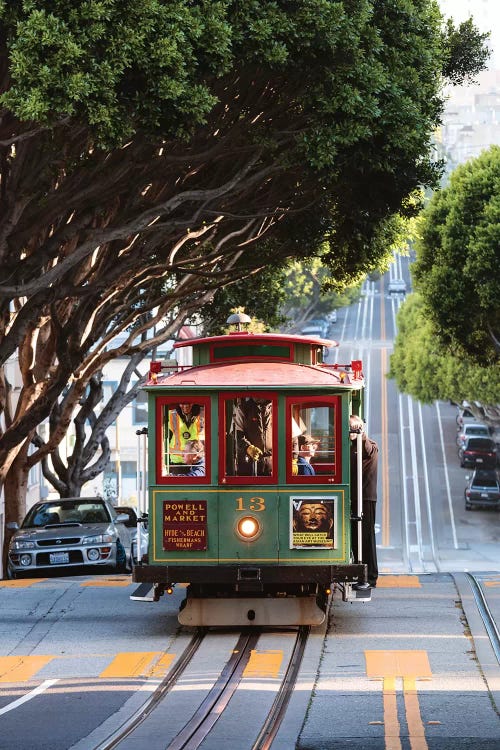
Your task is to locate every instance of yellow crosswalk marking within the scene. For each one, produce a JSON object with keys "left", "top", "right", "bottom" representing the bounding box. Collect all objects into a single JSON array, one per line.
[
  {"left": 243, "top": 650, "right": 283, "bottom": 678},
  {"left": 377, "top": 575, "right": 421, "bottom": 588},
  {"left": 100, "top": 652, "right": 163, "bottom": 678},
  {"left": 0, "top": 656, "right": 54, "bottom": 682},
  {"left": 81, "top": 577, "right": 131, "bottom": 587},
  {"left": 0, "top": 579, "right": 48, "bottom": 588},
  {"left": 148, "top": 653, "right": 175, "bottom": 678}
]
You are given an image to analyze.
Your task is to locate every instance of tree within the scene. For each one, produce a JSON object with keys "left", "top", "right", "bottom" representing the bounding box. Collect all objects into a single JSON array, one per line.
[
  {"left": 389, "top": 294, "right": 500, "bottom": 415},
  {"left": 412, "top": 146, "right": 500, "bottom": 365},
  {"left": 279, "top": 258, "right": 361, "bottom": 331},
  {"left": 0, "top": 2, "right": 489, "bottom": 525}
]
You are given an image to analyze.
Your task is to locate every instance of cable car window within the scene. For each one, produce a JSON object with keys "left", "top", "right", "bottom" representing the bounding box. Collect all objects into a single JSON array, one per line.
[
  {"left": 221, "top": 395, "right": 276, "bottom": 482},
  {"left": 157, "top": 399, "right": 207, "bottom": 482},
  {"left": 289, "top": 398, "right": 339, "bottom": 482}
]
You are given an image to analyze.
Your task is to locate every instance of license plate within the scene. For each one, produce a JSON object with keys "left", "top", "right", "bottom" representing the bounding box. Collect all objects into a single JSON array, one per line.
[
  {"left": 481, "top": 493, "right": 488, "bottom": 499},
  {"left": 476, "top": 458, "right": 483, "bottom": 463},
  {"left": 49, "top": 552, "right": 69, "bottom": 565}
]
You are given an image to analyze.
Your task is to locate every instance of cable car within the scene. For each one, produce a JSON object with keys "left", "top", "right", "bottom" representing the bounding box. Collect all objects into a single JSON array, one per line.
[{"left": 132, "top": 314, "right": 370, "bottom": 626}]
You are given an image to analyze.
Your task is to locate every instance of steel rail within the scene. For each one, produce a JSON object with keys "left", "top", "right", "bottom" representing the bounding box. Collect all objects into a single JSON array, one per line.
[
  {"left": 251, "top": 625, "right": 310, "bottom": 750},
  {"left": 165, "top": 629, "right": 261, "bottom": 750},
  {"left": 94, "top": 628, "right": 206, "bottom": 750},
  {"left": 465, "top": 573, "right": 500, "bottom": 665}
]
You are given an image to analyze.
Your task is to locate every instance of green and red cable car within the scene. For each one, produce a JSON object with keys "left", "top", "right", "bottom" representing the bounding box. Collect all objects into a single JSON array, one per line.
[{"left": 132, "top": 315, "right": 368, "bottom": 626}]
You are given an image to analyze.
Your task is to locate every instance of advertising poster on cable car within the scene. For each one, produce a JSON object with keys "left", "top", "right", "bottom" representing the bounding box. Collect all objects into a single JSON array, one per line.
[{"left": 291, "top": 497, "right": 336, "bottom": 549}]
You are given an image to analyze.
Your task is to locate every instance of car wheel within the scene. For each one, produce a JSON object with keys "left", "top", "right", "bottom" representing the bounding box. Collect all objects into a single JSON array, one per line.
[{"left": 465, "top": 503, "right": 472, "bottom": 511}]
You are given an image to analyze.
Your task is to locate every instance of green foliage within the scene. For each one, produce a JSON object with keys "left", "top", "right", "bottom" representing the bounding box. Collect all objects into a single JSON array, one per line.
[
  {"left": 201, "top": 264, "right": 288, "bottom": 335},
  {"left": 441, "top": 17, "right": 490, "bottom": 84},
  {"left": 413, "top": 146, "right": 500, "bottom": 365},
  {"left": 281, "top": 256, "right": 360, "bottom": 324},
  {"left": 389, "top": 294, "right": 500, "bottom": 404},
  {"left": 1, "top": 0, "right": 233, "bottom": 143}
]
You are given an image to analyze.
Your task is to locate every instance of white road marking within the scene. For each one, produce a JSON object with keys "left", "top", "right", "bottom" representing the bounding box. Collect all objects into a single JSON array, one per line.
[
  {"left": 435, "top": 400, "right": 459, "bottom": 548},
  {"left": 0, "top": 679, "right": 58, "bottom": 715}
]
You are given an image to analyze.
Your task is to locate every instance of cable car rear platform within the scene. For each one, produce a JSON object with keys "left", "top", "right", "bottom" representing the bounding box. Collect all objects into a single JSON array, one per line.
[{"left": 131, "top": 563, "right": 371, "bottom": 626}]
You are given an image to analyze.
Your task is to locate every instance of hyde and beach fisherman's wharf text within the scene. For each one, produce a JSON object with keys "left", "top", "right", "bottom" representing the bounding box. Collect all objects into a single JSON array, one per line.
[{"left": 163, "top": 500, "right": 208, "bottom": 550}]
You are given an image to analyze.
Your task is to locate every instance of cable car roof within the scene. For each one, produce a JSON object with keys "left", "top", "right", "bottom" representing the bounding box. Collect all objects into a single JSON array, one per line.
[{"left": 147, "top": 360, "right": 364, "bottom": 389}]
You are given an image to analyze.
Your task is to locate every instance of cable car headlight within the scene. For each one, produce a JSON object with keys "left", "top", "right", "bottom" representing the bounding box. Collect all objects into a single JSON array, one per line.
[{"left": 236, "top": 516, "right": 262, "bottom": 541}]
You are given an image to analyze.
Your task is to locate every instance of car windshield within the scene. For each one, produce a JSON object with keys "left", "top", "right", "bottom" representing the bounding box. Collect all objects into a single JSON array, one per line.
[
  {"left": 466, "top": 426, "right": 489, "bottom": 435},
  {"left": 22, "top": 500, "right": 111, "bottom": 528}
]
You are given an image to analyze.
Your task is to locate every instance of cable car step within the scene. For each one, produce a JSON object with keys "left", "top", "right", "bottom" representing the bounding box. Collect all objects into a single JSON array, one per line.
[{"left": 129, "top": 582, "right": 156, "bottom": 602}]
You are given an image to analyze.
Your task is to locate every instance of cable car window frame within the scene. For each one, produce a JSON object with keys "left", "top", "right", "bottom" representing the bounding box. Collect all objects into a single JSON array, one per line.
[
  {"left": 286, "top": 395, "right": 342, "bottom": 484},
  {"left": 155, "top": 395, "right": 210, "bottom": 484},
  {"left": 219, "top": 392, "right": 278, "bottom": 485}
]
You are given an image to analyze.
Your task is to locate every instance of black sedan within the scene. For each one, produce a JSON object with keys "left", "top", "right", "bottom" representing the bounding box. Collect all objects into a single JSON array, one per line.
[{"left": 458, "top": 437, "right": 497, "bottom": 469}]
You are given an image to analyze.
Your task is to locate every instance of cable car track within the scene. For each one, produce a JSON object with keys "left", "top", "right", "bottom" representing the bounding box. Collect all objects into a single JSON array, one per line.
[
  {"left": 95, "top": 628, "right": 207, "bottom": 750},
  {"left": 250, "top": 625, "right": 310, "bottom": 750},
  {"left": 93, "top": 626, "right": 310, "bottom": 750},
  {"left": 464, "top": 573, "right": 500, "bottom": 664}
]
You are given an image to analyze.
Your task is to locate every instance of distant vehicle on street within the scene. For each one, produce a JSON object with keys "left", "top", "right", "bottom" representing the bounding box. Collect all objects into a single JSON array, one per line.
[
  {"left": 458, "top": 437, "right": 497, "bottom": 469},
  {"left": 327, "top": 310, "right": 337, "bottom": 323},
  {"left": 305, "top": 318, "right": 330, "bottom": 337},
  {"left": 464, "top": 469, "right": 500, "bottom": 510},
  {"left": 387, "top": 278, "right": 407, "bottom": 295},
  {"left": 7, "top": 497, "right": 133, "bottom": 578},
  {"left": 456, "top": 423, "right": 492, "bottom": 448},
  {"left": 300, "top": 325, "right": 325, "bottom": 339}
]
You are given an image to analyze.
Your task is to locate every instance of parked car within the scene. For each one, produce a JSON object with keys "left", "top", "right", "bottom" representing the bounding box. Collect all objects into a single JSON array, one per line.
[
  {"left": 131, "top": 521, "right": 149, "bottom": 564},
  {"left": 456, "top": 423, "right": 492, "bottom": 448},
  {"left": 7, "top": 497, "right": 133, "bottom": 578},
  {"left": 300, "top": 325, "right": 325, "bottom": 339},
  {"left": 388, "top": 278, "right": 407, "bottom": 294},
  {"left": 114, "top": 505, "right": 138, "bottom": 537},
  {"left": 456, "top": 401, "right": 477, "bottom": 429},
  {"left": 464, "top": 469, "right": 500, "bottom": 510},
  {"left": 305, "top": 318, "right": 330, "bottom": 337},
  {"left": 458, "top": 437, "right": 497, "bottom": 469}
]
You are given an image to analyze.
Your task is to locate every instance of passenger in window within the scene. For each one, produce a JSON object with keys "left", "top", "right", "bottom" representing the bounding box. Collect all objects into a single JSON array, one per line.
[
  {"left": 297, "top": 434, "right": 318, "bottom": 475},
  {"left": 168, "top": 404, "right": 203, "bottom": 468},
  {"left": 183, "top": 439, "right": 205, "bottom": 476},
  {"left": 232, "top": 397, "right": 272, "bottom": 476}
]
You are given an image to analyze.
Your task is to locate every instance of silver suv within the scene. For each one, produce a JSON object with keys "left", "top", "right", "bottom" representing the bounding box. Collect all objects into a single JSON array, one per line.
[{"left": 7, "top": 497, "right": 132, "bottom": 578}]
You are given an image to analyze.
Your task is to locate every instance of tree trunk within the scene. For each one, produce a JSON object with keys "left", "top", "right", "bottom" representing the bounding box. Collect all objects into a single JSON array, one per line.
[{"left": 2, "top": 439, "right": 30, "bottom": 578}]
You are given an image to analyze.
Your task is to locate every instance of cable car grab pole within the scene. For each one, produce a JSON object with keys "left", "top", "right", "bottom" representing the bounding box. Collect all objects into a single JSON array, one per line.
[{"left": 356, "top": 431, "right": 363, "bottom": 570}]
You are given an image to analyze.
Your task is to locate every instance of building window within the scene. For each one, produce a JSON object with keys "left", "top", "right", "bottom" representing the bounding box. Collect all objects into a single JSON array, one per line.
[{"left": 133, "top": 390, "right": 148, "bottom": 424}]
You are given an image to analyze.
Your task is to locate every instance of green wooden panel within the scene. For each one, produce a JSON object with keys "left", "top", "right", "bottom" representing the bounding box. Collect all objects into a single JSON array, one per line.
[{"left": 213, "top": 344, "right": 291, "bottom": 360}]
